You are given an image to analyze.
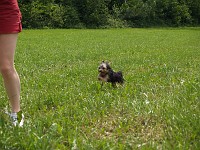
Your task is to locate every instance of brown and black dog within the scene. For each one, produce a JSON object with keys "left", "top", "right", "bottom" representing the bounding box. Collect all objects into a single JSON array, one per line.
[{"left": 98, "top": 61, "right": 124, "bottom": 87}]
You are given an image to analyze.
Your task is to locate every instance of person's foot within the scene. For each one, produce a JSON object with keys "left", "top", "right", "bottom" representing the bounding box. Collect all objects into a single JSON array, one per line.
[{"left": 6, "top": 111, "right": 24, "bottom": 127}]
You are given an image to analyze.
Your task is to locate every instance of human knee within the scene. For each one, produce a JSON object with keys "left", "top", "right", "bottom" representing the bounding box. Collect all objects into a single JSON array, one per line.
[{"left": 0, "top": 65, "right": 15, "bottom": 77}]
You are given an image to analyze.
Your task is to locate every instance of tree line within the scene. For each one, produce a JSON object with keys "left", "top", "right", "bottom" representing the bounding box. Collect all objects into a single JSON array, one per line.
[{"left": 18, "top": 0, "right": 200, "bottom": 29}]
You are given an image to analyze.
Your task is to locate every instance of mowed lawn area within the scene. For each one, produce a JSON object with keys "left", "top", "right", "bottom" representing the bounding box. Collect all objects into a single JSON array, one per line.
[{"left": 0, "top": 28, "right": 200, "bottom": 149}]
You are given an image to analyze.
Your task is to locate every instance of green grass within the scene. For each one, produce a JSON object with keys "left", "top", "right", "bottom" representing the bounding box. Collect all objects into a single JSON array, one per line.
[{"left": 0, "top": 28, "right": 200, "bottom": 149}]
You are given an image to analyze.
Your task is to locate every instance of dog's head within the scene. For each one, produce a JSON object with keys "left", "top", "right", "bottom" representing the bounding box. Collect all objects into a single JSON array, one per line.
[{"left": 98, "top": 61, "right": 111, "bottom": 76}]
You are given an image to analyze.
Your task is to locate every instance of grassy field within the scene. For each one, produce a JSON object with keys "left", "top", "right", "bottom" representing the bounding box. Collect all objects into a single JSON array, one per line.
[{"left": 0, "top": 28, "right": 200, "bottom": 149}]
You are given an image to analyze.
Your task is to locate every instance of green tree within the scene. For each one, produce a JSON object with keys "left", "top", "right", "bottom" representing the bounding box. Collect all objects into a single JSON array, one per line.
[
  {"left": 155, "top": 0, "right": 192, "bottom": 26},
  {"left": 120, "top": 0, "right": 152, "bottom": 27},
  {"left": 74, "top": 0, "right": 110, "bottom": 28},
  {"left": 185, "top": 0, "right": 200, "bottom": 24},
  {"left": 18, "top": 0, "right": 200, "bottom": 28},
  {"left": 62, "top": 5, "right": 82, "bottom": 28}
]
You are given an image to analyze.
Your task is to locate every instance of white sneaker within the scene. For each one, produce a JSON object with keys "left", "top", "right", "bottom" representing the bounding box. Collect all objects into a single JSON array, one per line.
[
  {"left": 18, "top": 112, "right": 24, "bottom": 127},
  {"left": 6, "top": 111, "right": 24, "bottom": 127}
]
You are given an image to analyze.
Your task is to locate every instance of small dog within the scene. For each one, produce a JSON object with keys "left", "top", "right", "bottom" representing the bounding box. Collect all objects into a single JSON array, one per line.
[{"left": 98, "top": 61, "right": 124, "bottom": 87}]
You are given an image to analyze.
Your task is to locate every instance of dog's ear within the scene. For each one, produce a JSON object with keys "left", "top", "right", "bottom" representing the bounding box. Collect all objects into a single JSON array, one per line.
[
  {"left": 100, "top": 60, "right": 105, "bottom": 64},
  {"left": 106, "top": 62, "right": 111, "bottom": 69},
  {"left": 105, "top": 61, "right": 111, "bottom": 65}
]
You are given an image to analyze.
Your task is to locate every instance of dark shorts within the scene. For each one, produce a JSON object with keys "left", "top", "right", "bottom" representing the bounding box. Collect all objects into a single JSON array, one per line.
[{"left": 0, "top": 0, "right": 22, "bottom": 34}]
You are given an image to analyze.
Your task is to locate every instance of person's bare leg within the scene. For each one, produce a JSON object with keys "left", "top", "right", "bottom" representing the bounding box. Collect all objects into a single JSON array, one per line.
[{"left": 0, "top": 33, "right": 20, "bottom": 113}]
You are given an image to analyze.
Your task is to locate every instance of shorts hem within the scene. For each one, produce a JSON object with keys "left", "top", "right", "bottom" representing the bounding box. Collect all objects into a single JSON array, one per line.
[{"left": 0, "top": 22, "right": 22, "bottom": 34}]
